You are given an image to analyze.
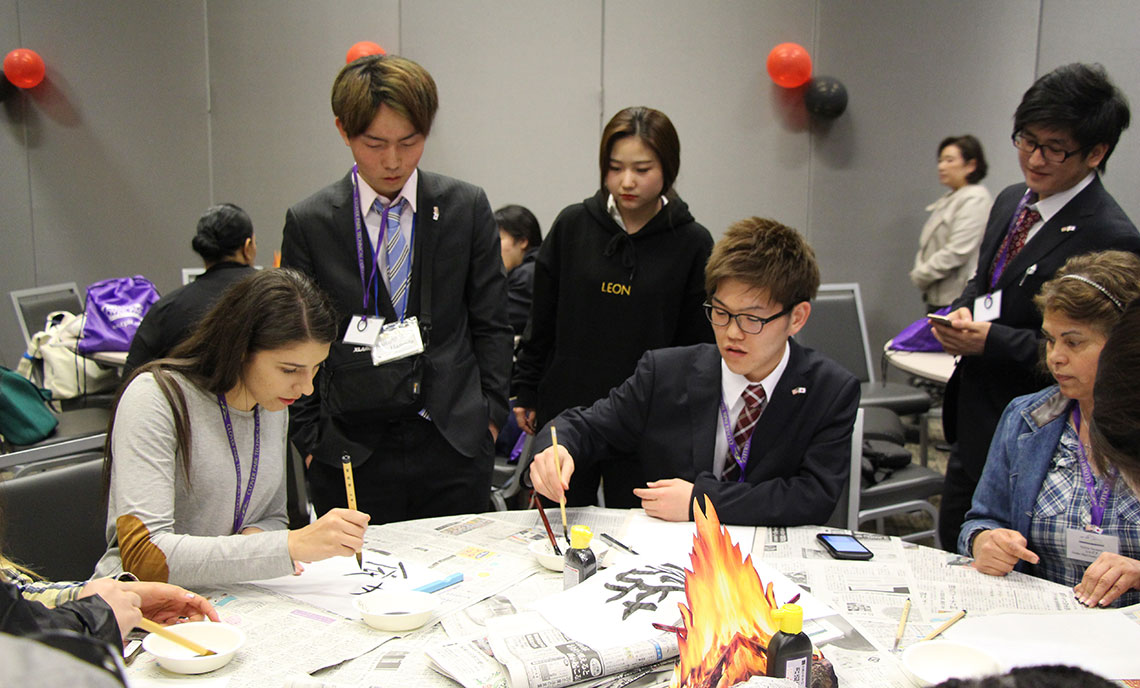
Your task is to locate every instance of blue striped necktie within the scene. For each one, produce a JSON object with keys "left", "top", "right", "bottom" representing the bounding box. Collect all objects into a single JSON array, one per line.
[{"left": 374, "top": 198, "right": 410, "bottom": 319}]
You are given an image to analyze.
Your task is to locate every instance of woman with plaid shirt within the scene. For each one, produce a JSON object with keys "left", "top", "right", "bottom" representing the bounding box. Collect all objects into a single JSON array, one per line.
[{"left": 960, "top": 251, "right": 1140, "bottom": 607}]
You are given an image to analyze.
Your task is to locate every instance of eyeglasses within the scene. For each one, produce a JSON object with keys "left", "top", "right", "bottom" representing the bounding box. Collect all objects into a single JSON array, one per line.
[
  {"left": 1012, "top": 132, "right": 1088, "bottom": 164},
  {"left": 703, "top": 302, "right": 794, "bottom": 335}
]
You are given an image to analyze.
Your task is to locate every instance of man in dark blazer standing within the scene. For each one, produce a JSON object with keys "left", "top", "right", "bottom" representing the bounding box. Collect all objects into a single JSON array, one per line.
[
  {"left": 282, "top": 55, "right": 512, "bottom": 523},
  {"left": 529, "top": 218, "right": 859, "bottom": 526},
  {"left": 933, "top": 63, "right": 1140, "bottom": 550}
]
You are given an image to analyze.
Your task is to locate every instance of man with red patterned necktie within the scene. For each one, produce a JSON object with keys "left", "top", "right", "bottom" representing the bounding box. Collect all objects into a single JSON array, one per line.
[
  {"left": 528, "top": 218, "right": 860, "bottom": 527},
  {"left": 933, "top": 63, "right": 1140, "bottom": 551}
]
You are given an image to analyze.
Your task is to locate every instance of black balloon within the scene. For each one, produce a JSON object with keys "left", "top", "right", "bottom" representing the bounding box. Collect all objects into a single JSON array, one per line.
[{"left": 804, "top": 76, "right": 848, "bottom": 118}]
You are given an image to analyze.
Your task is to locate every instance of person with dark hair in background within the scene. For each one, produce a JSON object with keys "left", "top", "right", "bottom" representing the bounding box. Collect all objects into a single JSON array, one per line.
[
  {"left": 512, "top": 106, "right": 714, "bottom": 508},
  {"left": 125, "top": 203, "right": 258, "bottom": 372},
  {"left": 932, "top": 63, "right": 1140, "bottom": 550},
  {"left": 910, "top": 135, "right": 992, "bottom": 312},
  {"left": 496, "top": 204, "right": 543, "bottom": 335},
  {"left": 1091, "top": 299, "right": 1140, "bottom": 493},
  {"left": 959, "top": 251, "right": 1140, "bottom": 608},
  {"left": 282, "top": 55, "right": 512, "bottom": 523},
  {"left": 96, "top": 269, "right": 369, "bottom": 586}
]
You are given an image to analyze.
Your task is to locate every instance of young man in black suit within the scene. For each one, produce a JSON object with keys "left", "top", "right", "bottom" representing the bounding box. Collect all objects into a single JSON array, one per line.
[
  {"left": 282, "top": 55, "right": 512, "bottom": 523},
  {"left": 529, "top": 218, "right": 860, "bottom": 526},
  {"left": 933, "top": 63, "right": 1140, "bottom": 550}
]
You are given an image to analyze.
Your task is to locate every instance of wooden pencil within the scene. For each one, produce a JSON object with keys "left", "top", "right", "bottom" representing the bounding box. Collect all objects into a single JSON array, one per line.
[{"left": 549, "top": 426, "right": 570, "bottom": 544}]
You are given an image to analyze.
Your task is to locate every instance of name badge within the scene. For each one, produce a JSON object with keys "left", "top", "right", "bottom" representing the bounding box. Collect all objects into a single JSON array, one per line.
[
  {"left": 372, "top": 316, "right": 424, "bottom": 365},
  {"left": 974, "top": 291, "right": 1002, "bottom": 322},
  {"left": 343, "top": 315, "right": 386, "bottom": 346},
  {"left": 1065, "top": 527, "right": 1120, "bottom": 564}
]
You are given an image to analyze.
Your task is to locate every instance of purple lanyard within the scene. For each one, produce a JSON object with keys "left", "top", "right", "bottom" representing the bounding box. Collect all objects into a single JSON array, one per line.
[
  {"left": 216, "top": 394, "right": 260, "bottom": 534},
  {"left": 1071, "top": 406, "right": 1116, "bottom": 529},
  {"left": 350, "top": 165, "right": 415, "bottom": 318},
  {"left": 718, "top": 396, "right": 751, "bottom": 483},
  {"left": 989, "top": 190, "right": 1035, "bottom": 290}
]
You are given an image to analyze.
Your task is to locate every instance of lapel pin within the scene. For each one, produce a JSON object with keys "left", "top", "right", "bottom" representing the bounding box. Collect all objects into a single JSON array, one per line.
[
  {"left": 433, "top": 206, "right": 440, "bottom": 221},
  {"left": 1060, "top": 225, "right": 1076, "bottom": 233},
  {"left": 792, "top": 387, "right": 807, "bottom": 395}
]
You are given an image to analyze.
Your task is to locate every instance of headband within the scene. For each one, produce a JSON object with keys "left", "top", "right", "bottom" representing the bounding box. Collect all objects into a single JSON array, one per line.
[{"left": 1061, "top": 274, "right": 1124, "bottom": 311}]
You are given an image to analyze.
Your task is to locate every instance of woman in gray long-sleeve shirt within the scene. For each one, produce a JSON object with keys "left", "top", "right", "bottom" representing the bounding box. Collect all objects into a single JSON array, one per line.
[{"left": 95, "top": 269, "right": 370, "bottom": 587}]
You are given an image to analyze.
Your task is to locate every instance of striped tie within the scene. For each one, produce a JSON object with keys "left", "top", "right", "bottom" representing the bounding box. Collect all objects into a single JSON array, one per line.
[
  {"left": 723, "top": 383, "right": 767, "bottom": 482},
  {"left": 375, "top": 198, "right": 410, "bottom": 320}
]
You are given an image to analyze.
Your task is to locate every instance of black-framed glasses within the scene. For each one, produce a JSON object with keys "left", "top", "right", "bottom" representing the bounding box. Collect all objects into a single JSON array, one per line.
[
  {"left": 703, "top": 302, "right": 794, "bottom": 335},
  {"left": 1011, "top": 131, "right": 1088, "bottom": 164}
]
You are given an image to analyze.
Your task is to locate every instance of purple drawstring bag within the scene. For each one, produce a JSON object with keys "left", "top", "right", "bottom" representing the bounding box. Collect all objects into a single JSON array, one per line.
[
  {"left": 77, "top": 276, "right": 160, "bottom": 354},
  {"left": 889, "top": 306, "right": 950, "bottom": 352}
]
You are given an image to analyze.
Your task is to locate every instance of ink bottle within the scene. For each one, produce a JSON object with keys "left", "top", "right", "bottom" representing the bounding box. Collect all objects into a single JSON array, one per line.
[
  {"left": 563, "top": 525, "right": 597, "bottom": 589},
  {"left": 766, "top": 603, "right": 813, "bottom": 687}
]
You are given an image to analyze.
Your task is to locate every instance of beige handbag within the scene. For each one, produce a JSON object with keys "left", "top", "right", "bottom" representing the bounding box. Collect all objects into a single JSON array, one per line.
[{"left": 21, "top": 310, "right": 117, "bottom": 400}]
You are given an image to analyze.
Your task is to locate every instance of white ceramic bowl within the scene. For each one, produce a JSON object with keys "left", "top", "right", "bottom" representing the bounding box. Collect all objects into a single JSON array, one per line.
[
  {"left": 528, "top": 538, "right": 608, "bottom": 571},
  {"left": 354, "top": 590, "right": 440, "bottom": 632},
  {"left": 142, "top": 621, "right": 245, "bottom": 675},
  {"left": 902, "top": 640, "right": 1003, "bottom": 686}
]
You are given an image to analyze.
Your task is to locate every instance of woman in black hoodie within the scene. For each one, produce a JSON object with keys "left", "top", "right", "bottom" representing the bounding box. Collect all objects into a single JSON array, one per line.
[{"left": 512, "top": 106, "right": 714, "bottom": 507}]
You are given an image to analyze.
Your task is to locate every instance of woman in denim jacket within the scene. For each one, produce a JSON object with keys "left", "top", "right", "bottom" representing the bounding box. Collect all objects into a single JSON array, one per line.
[{"left": 960, "top": 251, "right": 1140, "bottom": 607}]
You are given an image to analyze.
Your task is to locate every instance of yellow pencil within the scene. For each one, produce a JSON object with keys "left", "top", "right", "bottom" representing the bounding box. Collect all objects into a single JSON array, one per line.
[
  {"left": 922, "top": 609, "right": 966, "bottom": 641},
  {"left": 138, "top": 618, "right": 215, "bottom": 656},
  {"left": 893, "top": 597, "right": 911, "bottom": 652},
  {"left": 341, "top": 455, "right": 363, "bottom": 568},
  {"left": 550, "top": 426, "right": 569, "bottom": 544}
]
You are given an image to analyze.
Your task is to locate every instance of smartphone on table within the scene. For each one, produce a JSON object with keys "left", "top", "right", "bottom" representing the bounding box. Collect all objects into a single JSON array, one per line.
[{"left": 816, "top": 532, "right": 874, "bottom": 560}]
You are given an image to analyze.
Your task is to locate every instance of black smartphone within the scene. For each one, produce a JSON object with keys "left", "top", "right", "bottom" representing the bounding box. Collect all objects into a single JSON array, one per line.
[
  {"left": 926, "top": 313, "right": 955, "bottom": 328},
  {"left": 816, "top": 533, "right": 874, "bottom": 560}
]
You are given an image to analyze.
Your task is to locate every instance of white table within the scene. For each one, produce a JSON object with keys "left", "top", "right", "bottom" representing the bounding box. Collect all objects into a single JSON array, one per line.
[
  {"left": 883, "top": 339, "right": 957, "bottom": 384},
  {"left": 124, "top": 508, "right": 1136, "bottom": 687}
]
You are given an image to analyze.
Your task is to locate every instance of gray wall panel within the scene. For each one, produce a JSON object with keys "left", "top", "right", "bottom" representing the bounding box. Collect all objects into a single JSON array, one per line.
[
  {"left": 208, "top": 0, "right": 400, "bottom": 260},
  {"left": 402, "top": 0, "right": 602, "bottom": 230},
  {"left": 3, "top": 0, "right": 209, "bottom": 366},
  {"left": 603, "top": 0, "right": 815, "bottom": 240},
  {"left": 1038, "top": 0, "right": 1140, "bottom": 223},
  {"left": 1, "top": 0, "right": 35, "bottom": 366},
  {"left": 812, "top": 0, "right": 1039, "bottom": 354}
]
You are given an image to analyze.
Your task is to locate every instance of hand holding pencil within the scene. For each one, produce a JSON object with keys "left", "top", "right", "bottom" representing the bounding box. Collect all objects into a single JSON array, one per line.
[{"left": 528, "top": 428, "right": 577, "bottom": 511}]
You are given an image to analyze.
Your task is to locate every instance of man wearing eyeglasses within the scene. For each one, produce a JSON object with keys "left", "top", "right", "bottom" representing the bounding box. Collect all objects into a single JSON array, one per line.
[
  {"left": 932, "top": 63, "right": 1140, "bottom": 551},
  {"left": 528, "top": 218, "right": 859, "bottom": 526}
]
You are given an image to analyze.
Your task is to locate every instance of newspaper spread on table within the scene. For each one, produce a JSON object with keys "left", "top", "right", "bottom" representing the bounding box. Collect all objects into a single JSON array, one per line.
[{"left": 123, "top": 508, "right": 1140, "bottom": 687}]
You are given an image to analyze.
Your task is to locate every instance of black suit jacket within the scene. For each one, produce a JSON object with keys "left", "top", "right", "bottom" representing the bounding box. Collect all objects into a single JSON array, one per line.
[
  {"left": 536, "top": 342, "right": 860, "bottom": 526},
  {"left": 946, "top": 175, "right": 1140, "bottom": 478},
  {"left": 282, "top": 170, "right": 513, "bottom": 466}
]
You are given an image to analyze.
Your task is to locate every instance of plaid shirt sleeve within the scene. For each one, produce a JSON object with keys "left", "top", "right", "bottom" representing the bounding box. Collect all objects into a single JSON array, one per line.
[{"left": 0, "top": 561, "right": 85, "bottom": 607}]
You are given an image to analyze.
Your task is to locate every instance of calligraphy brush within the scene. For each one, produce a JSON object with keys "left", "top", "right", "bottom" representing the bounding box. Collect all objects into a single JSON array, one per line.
[
  {"left": 341, "top": 455, "right": 363, "bottom": 568},
  {"left": 549, "top": 426, "right": 571, "bottom": 545},
  {"left": 534, "top": 492, "right": 562, "bottom": 556}
]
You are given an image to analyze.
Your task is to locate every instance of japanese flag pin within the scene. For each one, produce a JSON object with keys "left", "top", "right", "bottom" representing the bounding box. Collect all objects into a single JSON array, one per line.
[
  {"left": 1061, "top": 225, "right": 1076, "bottom": 233},
  {"left": 433, "top": 206, "right": 440, "bottom": 221},
  {"left": 792, "top": 386, "right": 807, "bottom": 395}
]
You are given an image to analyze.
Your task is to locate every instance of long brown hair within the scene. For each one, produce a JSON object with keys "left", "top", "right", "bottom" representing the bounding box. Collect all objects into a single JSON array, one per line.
[{"left": 102, "top": 268, "right": 338, "bottom": 490}]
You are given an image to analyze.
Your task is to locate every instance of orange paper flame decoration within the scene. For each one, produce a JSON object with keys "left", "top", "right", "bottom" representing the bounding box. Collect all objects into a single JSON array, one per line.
[{"left": 670, "top": 497, "right": 780, "bottom": 688}]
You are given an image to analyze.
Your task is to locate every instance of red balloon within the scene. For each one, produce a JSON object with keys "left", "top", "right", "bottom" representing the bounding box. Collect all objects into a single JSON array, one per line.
[
  {"left": 346, "top": 41, "right": 386, "bottom": 64},
  {"left": 3, "top": 48, "right": 45, "bottom": 89},
  {"left": 766, "top": 42, "right": 811, "bottom": 89}
]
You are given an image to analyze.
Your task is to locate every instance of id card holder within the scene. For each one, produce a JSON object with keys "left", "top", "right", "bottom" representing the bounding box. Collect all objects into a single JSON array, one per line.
[
  {"left": 344, "top": 315, "right": 386, "bottom": 347},
  {"left": 974, "top": 291, "right": 1002, "bottom": 322},
  {"left": 1065, "top": 527, "right": 1120, "bottom": 564},
  {"left": 372, "top": 316, "right": 425, "bottom": 365}
]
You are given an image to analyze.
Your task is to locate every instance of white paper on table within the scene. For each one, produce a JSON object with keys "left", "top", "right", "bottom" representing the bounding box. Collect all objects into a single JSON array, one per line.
[
  {"left": 532, "top": 550, "right": 833, "bottom": 651},
  {"left": 945, "top": 608, "right": 1140, "bottom": 679},
  {"left": 251, "top": 550, "right": 442, "bottom": 619},
  {"left": 620, "top": 511, "right": 759, "bottom": 563}
]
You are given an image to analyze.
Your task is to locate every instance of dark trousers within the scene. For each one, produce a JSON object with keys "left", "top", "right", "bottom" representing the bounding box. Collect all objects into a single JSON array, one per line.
[
  {"left": 563, "top": 453, "right": 644, "bottom": 509},
  {"left": 938, "top": 442, "right": 976, "bottom": 552},
  {"left": 308, "top": 416, "right": 493, "bottom": 524}
]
